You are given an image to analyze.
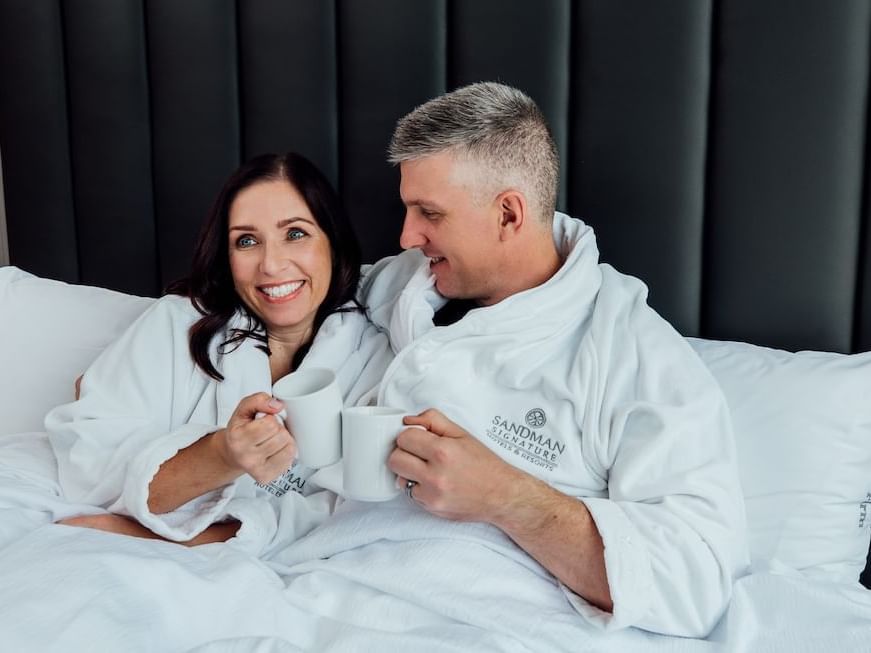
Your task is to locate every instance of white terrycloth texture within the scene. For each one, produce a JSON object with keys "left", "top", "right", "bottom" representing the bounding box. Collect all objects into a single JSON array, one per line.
[
  {"left": 0, "top": 513, "right": 867, "bottom": 652},
  {"left": 40, "top": 294, "right": 393, "bottom": 552},
  {"left": 356, "top": 213, "right": 749, "bottom": 636}
]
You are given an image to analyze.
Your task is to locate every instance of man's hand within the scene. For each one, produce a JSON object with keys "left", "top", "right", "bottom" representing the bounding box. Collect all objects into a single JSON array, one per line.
[
  {"left": 389, "top": 407, "right": 613, "bottom": 612},
  {"left": 212, "top": 392, "right": 297, "bottom": 485},
  {"left": 388, "top": 408, "right": 525, "bottom": 523}
]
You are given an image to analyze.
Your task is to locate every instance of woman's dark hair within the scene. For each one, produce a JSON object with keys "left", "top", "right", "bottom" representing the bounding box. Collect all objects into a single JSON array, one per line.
[{"left": 166, "top": 152, "right": 362, "bottom": 381}]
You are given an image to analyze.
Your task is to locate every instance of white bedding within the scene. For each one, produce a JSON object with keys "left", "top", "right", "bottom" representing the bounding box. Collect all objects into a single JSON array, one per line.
[
  {"left": 1, "top": 495, "right": 869, "bottom": 653},
  {"left": 0, "top": 432, "right": 868, "bottom": 652},
  {"left": 2, "top": 265, "right": 870, "bottom": 651}
]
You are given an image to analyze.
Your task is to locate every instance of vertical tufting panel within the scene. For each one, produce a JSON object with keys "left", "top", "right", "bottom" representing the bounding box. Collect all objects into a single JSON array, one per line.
[
  {"left": 0, "top": 1, "right": 869, "bottom": 354},
  {"left": 63, "top": 0, "right": 157, "bottom": 296},
  {"left": 449, "top": 0, "right": 571, "bottom": 211},
  {"left": 0, "top": 0, "right": 78, "bottom": 282},
  {"left": 859, "top": 58, "right": 871, "bottom": 354},
  {"left": 338, "top": 0, "right": 447, "bottom": 263},
  {"left": 568, "top": 0, "right": 712, "bottom": 336},
  {"left": 146, "top": 0, "right": 241, "bottom": 289},
  {"left": 238, "top": 0, "right": 339, "bottom": 186},
  {"left": 860, "top": 180, "right": 871, "bottom": 352},
  {"left": 704, "top": 0, "right": 870, "bottom": 353}
]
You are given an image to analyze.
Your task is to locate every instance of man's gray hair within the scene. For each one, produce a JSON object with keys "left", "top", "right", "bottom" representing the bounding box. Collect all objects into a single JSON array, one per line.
[{"left": 388, "top": 82, "right": 559, "bottom": 223}]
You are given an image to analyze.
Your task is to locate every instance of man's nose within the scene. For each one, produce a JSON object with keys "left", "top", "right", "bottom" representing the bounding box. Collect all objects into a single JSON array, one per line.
[{"left": 398, "top": 214, "right": 426, "bottom": 250}]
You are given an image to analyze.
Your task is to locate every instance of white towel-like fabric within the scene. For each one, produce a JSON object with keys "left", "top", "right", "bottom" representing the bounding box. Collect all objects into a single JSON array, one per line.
[
  {"left": 354, "top": 213, "right": 749, "bottom": 636},
  {"left": 39, "top": 295, "right": 393, "bottom": 553},
  {"left": 0, "top": 509, "right": 865, "bottom": 653}
]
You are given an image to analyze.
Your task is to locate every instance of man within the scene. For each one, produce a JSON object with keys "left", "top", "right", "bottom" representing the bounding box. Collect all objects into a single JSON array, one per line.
[{"left": 358, "top": 81, "right": 748, "bottom": 636}]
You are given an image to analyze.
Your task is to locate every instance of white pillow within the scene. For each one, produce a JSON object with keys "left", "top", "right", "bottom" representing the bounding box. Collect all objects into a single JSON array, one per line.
[
  {"left": 0, "top": 266, "right": 155, "bottom": 436},
  {"left": 688, "top": 337, "right": 871, "bottom": 584}
]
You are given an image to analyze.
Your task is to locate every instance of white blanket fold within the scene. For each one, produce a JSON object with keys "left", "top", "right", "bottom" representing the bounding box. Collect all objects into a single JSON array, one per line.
[{"left": 0, "top": 517, "right": 866, "bottom": 652}]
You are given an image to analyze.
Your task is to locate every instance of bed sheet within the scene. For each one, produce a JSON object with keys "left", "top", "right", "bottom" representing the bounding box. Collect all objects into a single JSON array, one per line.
[{"left": 1, "top": 486, "right": 869, "bottom": 653}]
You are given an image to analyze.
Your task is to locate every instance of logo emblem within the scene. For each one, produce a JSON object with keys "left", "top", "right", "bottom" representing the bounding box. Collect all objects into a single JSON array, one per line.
[{"left": 525, "top": 408, "right": 546, "bottom": 428}]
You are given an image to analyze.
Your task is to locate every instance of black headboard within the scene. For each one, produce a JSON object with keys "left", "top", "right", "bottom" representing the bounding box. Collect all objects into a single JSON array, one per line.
[{"left": 1, "top": 0, "right": 869, "bottom": 354}]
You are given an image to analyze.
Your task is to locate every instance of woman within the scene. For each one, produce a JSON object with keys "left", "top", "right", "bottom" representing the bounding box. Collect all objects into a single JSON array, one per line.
[{"left": 45, "top": 152, "right": 392, "bottom": 550}]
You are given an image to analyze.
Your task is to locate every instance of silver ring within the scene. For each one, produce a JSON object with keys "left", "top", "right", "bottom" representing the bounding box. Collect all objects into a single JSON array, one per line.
[{"left": 405, "top": 479, "right": 417, "bottom": 500}]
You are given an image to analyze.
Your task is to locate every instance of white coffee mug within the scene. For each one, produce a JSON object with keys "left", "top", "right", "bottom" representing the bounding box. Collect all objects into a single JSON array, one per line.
[
  {"left": 272, "top": 368, "right": 342, "bottom": 469},
  {"left": 341, "top": 406, "right": 405, "bottom": 501}
]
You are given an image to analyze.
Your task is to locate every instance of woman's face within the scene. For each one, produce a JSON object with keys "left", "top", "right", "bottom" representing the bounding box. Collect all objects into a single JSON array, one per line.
[{"left": 228, "top": 179, "right": 333, "bottom": 341}]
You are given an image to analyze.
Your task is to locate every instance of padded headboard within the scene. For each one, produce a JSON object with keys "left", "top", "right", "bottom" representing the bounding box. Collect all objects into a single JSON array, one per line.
[{"left": 0, "top": 0, "right": 869, "bottom": 355}]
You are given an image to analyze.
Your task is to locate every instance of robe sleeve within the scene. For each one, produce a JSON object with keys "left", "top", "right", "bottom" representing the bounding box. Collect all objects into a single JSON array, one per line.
[
  {"left": 564, "top": 288, "right": 749, "bottom": 637},
  {"left": 45, "top": 296, "right": 243, "bottom": 541}
]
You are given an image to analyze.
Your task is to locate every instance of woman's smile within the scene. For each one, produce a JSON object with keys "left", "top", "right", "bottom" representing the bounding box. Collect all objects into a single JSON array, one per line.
[{"left": 259, "top": 280, "right": 305, "bottom": 302}]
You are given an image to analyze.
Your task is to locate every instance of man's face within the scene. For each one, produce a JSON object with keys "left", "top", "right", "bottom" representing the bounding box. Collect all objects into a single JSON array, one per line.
[{"left": 398, "top": 151, "right": 503, "bottom": 305}]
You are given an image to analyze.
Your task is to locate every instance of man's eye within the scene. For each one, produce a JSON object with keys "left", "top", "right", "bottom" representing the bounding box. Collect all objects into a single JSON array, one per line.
[
  {"left": 236, "top": 235, "right": 257, "bottom": 248},
  {"left": 287, "top": 228, "right": 307, "bottom": 241},
  {"left": 420, "top": 209, "right": 438, "bottom": 219}
]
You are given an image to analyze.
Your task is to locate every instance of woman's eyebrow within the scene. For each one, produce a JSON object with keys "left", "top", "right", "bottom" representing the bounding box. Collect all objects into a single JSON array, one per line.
[
  {"left": 229, "top": 217, "right": 315, "bottom": 232},
  {"left": 276, "top": 217, "right": 316, "bottom": 228}
]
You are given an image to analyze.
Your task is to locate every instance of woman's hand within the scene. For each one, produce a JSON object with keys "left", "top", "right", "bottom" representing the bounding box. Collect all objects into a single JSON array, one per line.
[
  {"left": 212, "top": 392, "right": 297, "bottom": 485},
  {"left": 148, "top": 393, "right": 295, "bottom": 514}
]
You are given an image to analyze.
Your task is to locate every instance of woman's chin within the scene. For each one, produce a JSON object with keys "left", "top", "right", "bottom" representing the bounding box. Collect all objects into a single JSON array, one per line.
[{"left": 259, "top": 306, "right": 317, "bottom": 336}]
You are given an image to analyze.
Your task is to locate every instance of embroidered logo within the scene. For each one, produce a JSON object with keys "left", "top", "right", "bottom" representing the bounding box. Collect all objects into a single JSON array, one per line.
[
  {"left": 256, "top": 462, "right": 306, "bottom": 497},
  {"left": 525, "top": 408, "right": 547, "bottom": 428},
  {"left": 859, "top": 492, "right": 871, "bottom": 528},
  {"left": 485, "top": 412, "right": 565, "bottom": 472}
]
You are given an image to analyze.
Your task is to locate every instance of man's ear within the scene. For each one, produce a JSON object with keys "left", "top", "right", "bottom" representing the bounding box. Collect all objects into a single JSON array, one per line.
[{"left": 496, "top": 190, "right": 528, "bottom": 241}]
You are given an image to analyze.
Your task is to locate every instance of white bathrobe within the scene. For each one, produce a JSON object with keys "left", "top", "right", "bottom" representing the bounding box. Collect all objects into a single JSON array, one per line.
[
  {"left": 354, "top": 212, "right": 749, "bottom": 637},
  {"left": 44, "top": 294, "right": 393, "bottom": 554}
]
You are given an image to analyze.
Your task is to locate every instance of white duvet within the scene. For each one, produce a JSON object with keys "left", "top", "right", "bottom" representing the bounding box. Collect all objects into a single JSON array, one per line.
[
  {"left": 0, "top": 432, "right": 867, "bottom": 652},
  {"left": 3, "top": 432, "right": 864, "bottom": 651},
  {"left": 0, "top": 501, "right": 869, "bottom": 653}
]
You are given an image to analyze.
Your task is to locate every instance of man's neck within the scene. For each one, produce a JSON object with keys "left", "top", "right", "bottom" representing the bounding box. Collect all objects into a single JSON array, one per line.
[{"left": 479, "top": 235, "right": 562, "bottom": 306}]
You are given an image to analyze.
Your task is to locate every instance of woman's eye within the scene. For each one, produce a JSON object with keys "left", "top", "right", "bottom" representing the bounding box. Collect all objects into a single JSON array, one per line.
[
  {"left": 287, "top": 228, "right": 307, "bottom": 241},
  {"left": 236, "top": 235, "right": 257, "bottom": 248}
]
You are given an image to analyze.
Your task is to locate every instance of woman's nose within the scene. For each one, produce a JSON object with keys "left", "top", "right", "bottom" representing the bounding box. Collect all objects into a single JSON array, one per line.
[{"left": 259, "top": 242, "right": 290, "bottom": 275}]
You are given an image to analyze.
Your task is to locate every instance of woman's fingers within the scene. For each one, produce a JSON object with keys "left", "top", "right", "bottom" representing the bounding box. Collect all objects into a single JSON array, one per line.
[
  {"left": 247, "top": 435, "right": 296, "bottom": 484},
  {"left": 221, "top": 392, "right": 301, "bottom": 482},
  {"left": 263, "top": 441, "right": 296, "bottom": 477},
  {"left": 241, "top": 413, "right": 285, "bottom": 447},
  {"left": 228, "top": 392, "right": 284, "bottom": 427},
  {"left": 256, "top": 424, "right": 295, "bottom": 458}
]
